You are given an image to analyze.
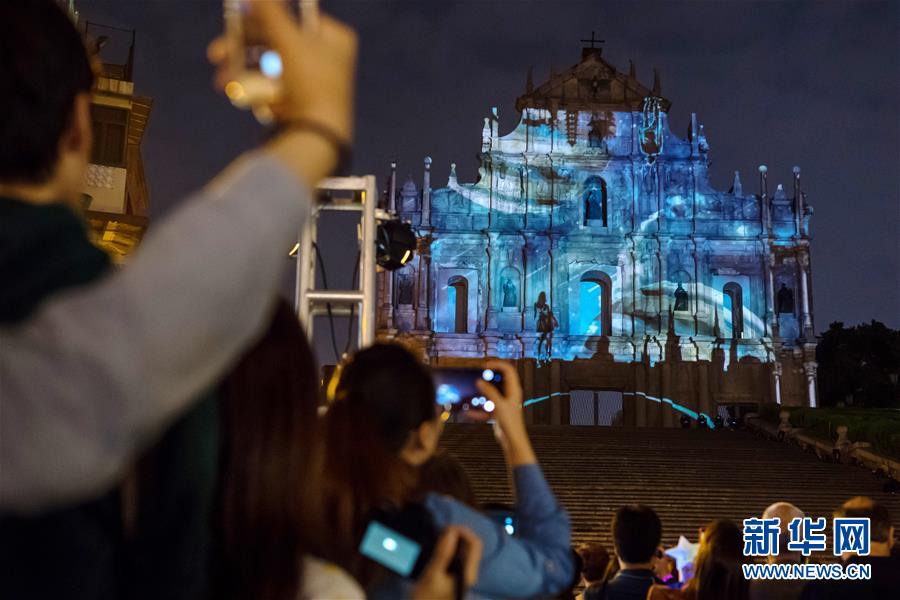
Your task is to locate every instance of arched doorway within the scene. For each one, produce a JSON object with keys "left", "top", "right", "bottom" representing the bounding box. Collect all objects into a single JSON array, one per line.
[
  {"left": 723, "top": 282, "right": 744, "bottom": 339},
  {"left": 578, "top": 271, "right": 612, "bottom": 336},
  {"left": 448, "top": 275, "right": 469, "bottom": 333}
]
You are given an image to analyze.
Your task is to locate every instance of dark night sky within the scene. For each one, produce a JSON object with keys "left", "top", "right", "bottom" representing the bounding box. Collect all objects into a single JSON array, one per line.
[{"left": 80, "top": 1, "right": 899, "bottom": 342}]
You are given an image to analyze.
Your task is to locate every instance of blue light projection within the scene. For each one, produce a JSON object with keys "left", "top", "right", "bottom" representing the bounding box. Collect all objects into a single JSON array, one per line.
[
  {"left": 385, "top": 46, "right": 814, "bottom": 378},
  {"left": 522, "top": 390, "right": 715, "bottom": 428},
  {"left": 578, "top": 281, "right": 603, "bottom": 336}
]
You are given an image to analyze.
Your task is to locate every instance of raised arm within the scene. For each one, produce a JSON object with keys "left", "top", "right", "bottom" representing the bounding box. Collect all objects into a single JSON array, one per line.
[
  {"left": 0, "top": 2, "right": 357, "bottom": 513},
  {"left": 425, "top": 361, "right": 573, "bottom": 597},
  {"left": 0, "top": 153, "right": 305, "bottom": 511}
]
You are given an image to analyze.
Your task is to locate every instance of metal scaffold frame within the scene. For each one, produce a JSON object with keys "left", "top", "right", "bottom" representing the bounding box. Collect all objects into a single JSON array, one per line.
[{"left": 294, "top": 175, "right": 377, "bottom": 350}]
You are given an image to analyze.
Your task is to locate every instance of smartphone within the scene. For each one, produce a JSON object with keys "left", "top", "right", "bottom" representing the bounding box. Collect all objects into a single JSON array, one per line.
[
  {"left": 222, "top": 0, "right": 317, "bottom": 110},
  {"left": 359, "top": 521, "right": 422, "bottom": 577},
  {"left": 448, "top": 533, "right": 468, "bottom": 600},
  {"left": 433, "top": 367, "right": 504, "bottom": 415}
]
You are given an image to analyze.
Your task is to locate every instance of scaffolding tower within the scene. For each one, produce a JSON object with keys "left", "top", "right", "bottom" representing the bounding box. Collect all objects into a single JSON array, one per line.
[{"left": 294, "top": 175, "right": 378, "bottom": 350}]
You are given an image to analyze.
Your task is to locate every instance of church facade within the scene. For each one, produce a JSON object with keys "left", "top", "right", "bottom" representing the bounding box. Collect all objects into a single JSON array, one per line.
[{"left": 377, "top": 45, "right": 818, "bottom": 426}]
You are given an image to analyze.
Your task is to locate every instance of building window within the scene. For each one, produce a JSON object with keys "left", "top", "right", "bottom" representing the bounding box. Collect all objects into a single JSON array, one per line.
[
  {"left": 723, "top": 282, "right": 744, "bottom": 339},
  {"left": 583, "top": 177, "right": 608, "bottom": 226},
  {"left": 448, "top": 275, "right": 469, "bottom": 333},
  {"left": 578, "top": 271, "right": 612, "bottom": 336},
  {"left": 91, "top": 104, "right": 128, "bottom": 167}
]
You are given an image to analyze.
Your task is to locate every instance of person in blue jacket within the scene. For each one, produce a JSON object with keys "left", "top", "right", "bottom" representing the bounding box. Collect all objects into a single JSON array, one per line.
[{"left": 319, "top": 344, "right": 574, "bottom": 598}]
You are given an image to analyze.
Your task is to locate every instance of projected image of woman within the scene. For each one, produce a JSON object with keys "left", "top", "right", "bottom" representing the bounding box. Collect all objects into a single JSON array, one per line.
[{"left": 534, "top": 291, "right": 558, "bottom": 362}]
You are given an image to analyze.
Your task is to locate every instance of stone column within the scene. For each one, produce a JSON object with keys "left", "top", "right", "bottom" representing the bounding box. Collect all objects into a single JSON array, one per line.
[
  {"left": 421, "top": 156, "right": 432, "bottom": 228},
  {"left": 388, "top": 160, "right": 397, "bottom": 212},
  {"left": 653, "top": 239, "right": 663, "bottom": 334},
  {"left": 773, "top": 361, "right": 783, "bottom": 405},
  {"left": 415, "top": 236, "right": 432, "bottom": 331},
  {"left": 485, "top": 232, "right": 500, "bottom": 331},
  {"left": 691, "top": 244, "right": 700, "bottom": 336},
  {"left": 765, "top": 253, "right": 776, "bottom": 338},
  {"left": 548, "top": 233, "right": 560, "bottom": 348},
  {"left": 804, "top": 361, "right": 818, "bottom": 408},
  {"left": 793, "top": 166, "right": 803, "bottom": 238},
  {"left": 798, "top": 252, "right": 812, "bottom": 333},
  {"left": 376, "top": 270, "right": 394, "bottom": 330},
  {"left": 629, "top": 238, "right": 638, "bottom": 336}
]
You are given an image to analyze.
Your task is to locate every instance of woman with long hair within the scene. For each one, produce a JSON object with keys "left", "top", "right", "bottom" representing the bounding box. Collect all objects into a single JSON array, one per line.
[
  {"left": 647, "top": 520, "right": 748, "bottom": 600},
  {"left": 320, "top": 343, "right": 574, "bottom": 598},
  {"left": 211, "top": 301, "right": 361, "bottom": 600}
]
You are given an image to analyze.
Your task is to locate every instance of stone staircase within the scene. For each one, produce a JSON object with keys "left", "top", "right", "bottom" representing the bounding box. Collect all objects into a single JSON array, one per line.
[{"left": 440, "top": 424, "right": 900, "bottom": 550}]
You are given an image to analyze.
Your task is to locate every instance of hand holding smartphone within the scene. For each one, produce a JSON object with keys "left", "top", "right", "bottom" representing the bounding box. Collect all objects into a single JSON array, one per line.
[
  {"left": 222, "top": 0, "right": 318, "bottom": 113},
  {"left": 412, "top": 526, "right": 482, "bottom": 600},
  {"left": 209, "top": 0, "right": 357, "bottom": 183}
]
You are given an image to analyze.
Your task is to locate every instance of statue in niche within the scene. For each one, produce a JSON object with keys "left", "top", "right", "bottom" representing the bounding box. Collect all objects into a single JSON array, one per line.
[
  {"left": 674, "top": 283, "right": 689, "bottom": 311},
  {"left": 588, "top": 114, "right": 608, "bottom": 149},
  {"left": 777, "top": 283, "right": 794, "bottom": 314},
  {"left": 534, "top": 291, "right": 558, "bottom": 362},
  {"left": 583, "top": 179, "right": 608, "bottom": 225},
  {"left": 501, "top": 277, "right": 517, "bottom": 308},
  {"left": 397, "top": 274, "right": 414, "bottom": 306}
]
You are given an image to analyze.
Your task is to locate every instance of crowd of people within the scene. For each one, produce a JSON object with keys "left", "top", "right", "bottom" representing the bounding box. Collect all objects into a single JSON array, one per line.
[
  {"left": 0, "top": 2, "right": 897, "bottom": 599},
  {"left": 565, "top": 497, "right": 898, "bottom": 600}
]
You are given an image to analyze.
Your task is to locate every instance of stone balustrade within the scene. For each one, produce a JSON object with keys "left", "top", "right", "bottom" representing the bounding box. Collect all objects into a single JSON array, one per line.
[{"left": 745, "top": 413, "right": 900, "bottom": 480}]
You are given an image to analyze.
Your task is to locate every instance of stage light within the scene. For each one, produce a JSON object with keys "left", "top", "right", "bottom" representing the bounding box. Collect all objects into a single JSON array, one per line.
[
  {"left": 483, "top": 400, "right": 496, "bottom": 413},
  {"left": 376, "top": 220, "right": 417, "bottom": 271},
  {"left": 482, "top": 368, "right": 495, "bottom": 382}
]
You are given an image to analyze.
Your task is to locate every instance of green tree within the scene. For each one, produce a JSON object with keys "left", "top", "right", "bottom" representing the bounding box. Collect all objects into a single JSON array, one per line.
[{"left": 816, "top": 321, "right": 900, "bottom": 408}]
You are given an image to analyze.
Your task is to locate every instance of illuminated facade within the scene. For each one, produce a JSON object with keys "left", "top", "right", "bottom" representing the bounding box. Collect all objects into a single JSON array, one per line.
[{"left": 378, "top": 45, "right": 819, "bottom": 424}]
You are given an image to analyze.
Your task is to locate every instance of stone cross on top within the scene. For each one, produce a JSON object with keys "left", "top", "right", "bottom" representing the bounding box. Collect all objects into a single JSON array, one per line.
[{"left": 580, "top": 31, "right": 605, "bottom": 49}]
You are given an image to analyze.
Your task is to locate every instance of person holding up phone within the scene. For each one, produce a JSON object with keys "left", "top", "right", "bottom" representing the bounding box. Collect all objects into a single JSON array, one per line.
[
  {"left": 320, "top": 343, "right": 575, "bottom": 598},
  {"left": 1, "top": 0, "right": 354, "bottom": 511}
]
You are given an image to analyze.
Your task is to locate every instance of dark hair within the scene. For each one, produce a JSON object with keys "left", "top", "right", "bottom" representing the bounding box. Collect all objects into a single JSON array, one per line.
[
  {"left": 415, "top": 451, "right": 478, "bottom": 507},
  {"left": 213, "top": 301, "right": 323, "bottom": 600},
  {"left": 0, "top": 1, "right": 94, "bottom": 183},
  {"left": 555, "top": 548, "right": 584, "bottom": 600},
  {"left": 611, "top": 505, "right": 662, "bottom": 564},
  {"left": 322, "top": 343, "right": 436, "bottom": 582},
  {"left": 684, "top": 520, "right": 747, "bottom": 600},
  {"left": 577, "top": 542, "right": 611, "bottom": 583},
  {"left": 835, "top": 496, "right": 892, "bottom": 543}
]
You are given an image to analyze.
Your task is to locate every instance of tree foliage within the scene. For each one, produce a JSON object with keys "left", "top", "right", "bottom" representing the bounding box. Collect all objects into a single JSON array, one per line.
[{"left": 816, "top": 321, "right": 900, "bottom": 408}]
